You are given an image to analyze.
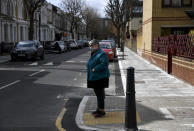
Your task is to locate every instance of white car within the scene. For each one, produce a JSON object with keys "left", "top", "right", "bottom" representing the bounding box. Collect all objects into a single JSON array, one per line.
[
  {"left": 51, "top": 41, "right": 67, "bottom": 53},
  {"left": 69, "top": 40, "right": 79, "bottom": 49}
]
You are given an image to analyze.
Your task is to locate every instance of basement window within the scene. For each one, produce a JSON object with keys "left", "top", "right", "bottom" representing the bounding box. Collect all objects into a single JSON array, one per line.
[{"left": 162, "top": 0, "right": 192, "bottom": 7}]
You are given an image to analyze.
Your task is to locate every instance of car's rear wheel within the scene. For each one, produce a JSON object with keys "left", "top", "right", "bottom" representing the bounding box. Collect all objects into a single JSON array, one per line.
[
  {"left": 40, "top": 52, "right": 45, "bottom": 60},
  {"left": 11, "top": 56, "right": 16, "bottom": 62},
  {"left": 58, "top": 49, "right": 62, "bottom": 54}
]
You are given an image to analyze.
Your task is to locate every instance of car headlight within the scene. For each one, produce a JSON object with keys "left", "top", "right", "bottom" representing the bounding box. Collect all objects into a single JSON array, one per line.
[{"left": 108, "top": 51, "right": 113, "bottom": 54}]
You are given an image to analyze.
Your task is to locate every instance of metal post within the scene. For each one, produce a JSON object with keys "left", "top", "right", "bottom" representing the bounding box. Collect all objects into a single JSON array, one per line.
[
  {"left": 168, "top": 48, "right": 172, "bottom": 74},
  {"left": 125, "top": 67, "right": 138, "bottom": 131}
]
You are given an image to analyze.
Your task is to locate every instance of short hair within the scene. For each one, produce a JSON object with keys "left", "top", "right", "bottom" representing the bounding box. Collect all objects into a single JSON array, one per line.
[{"left": 89, "top": 39, "right": 99, "bottom": 46}]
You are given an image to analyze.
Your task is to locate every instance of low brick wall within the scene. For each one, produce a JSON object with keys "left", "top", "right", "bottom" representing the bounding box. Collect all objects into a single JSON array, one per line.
[{"left": 140, "top": 50, "right": 194, "bottom": 86}]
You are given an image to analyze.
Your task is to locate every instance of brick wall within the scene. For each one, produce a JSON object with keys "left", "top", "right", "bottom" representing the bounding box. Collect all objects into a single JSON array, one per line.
[{"left": 141, "top": 50, "right": 194, "bottom": 86}]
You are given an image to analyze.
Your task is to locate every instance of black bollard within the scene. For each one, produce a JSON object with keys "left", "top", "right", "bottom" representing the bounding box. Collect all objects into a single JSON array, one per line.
[{"left": 125, "top": 67, "right": 138, "bottom": 131}]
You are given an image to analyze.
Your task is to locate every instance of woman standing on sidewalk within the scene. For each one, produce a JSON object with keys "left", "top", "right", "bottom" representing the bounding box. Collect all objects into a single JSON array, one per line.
[{"left": 86, "top": 39, "right": 110, "bottom": 118}]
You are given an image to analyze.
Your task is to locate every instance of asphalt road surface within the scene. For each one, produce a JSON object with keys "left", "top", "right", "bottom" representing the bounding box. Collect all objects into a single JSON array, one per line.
[{"left": 0, "top": 48, "right": 123, "bottom": 131}]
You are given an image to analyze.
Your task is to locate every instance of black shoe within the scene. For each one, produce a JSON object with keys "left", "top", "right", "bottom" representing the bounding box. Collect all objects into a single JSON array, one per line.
[
  {"left": 94, "top": 110, "right": 106, "bottom": 118},
  {"left": 92, "top": 109, "right": 100, "bottom": 115}
]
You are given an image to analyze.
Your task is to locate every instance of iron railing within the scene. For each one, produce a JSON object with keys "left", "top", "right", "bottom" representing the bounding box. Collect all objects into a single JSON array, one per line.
[{"left": 153, "top": 35, "right": 194, "bottom": 59}]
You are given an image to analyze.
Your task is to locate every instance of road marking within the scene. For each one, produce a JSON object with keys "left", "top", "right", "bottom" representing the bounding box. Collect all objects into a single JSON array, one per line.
[
  {"left": 66, "top": 61, "right": 75, "bottom": 63},
  {"left": 117, "top": 49, "right": 126, "bottom": 96},
  {"left": 29, "top": 62, "right": 38, "bottom": 66},
  {"left": 74, "top": 78, "right": 77, "bottom": 81},
  {"left": 56, "top": 107, "right": 67, "bottom": 131},
  {"left": 56, "top": 99, "right": 68, "bottom": 131},
  {"left": 44, "top": 62, "right": 54, "bottom": 66},
  {"left": 56, "top": 94, "right": 63, "bottom": 99},
  {"left": 29, "top": 70, "right": 45, "bottom": 77},
  {"left": 159, "top": 108, "right": 175, "bottom": 119},
  {"left": 0, "top": 60, "right": 8, "bottom": 63},
  {"left": 0, "top": 80, "right": 21, "bottom": 90},
  {"left": 184, "top": 124, "right": 194, "bottom": 128},
  {"left": 80, "top": 61, "right": 87, "bottom": 63}
]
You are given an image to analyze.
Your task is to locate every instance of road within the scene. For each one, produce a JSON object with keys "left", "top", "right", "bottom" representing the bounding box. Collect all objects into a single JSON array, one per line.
[{"left": 0, "top": 48, "right": 123, "bottom": 131}]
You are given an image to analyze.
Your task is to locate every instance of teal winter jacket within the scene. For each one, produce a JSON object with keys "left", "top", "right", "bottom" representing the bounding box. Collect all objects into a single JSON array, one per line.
[{"left": 87, "top": 48, "right": 110, "bottom": 81}]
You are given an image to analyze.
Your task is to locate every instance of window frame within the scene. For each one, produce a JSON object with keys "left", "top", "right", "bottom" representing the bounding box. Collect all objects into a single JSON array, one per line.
[{"left": 162, "top": 0, "right": 192, "bottom": 8}]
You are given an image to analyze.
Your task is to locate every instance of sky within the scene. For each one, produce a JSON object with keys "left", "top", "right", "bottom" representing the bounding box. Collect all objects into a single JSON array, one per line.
[{"left": 46, "top": 0, "right": 108, "bottom": 17}]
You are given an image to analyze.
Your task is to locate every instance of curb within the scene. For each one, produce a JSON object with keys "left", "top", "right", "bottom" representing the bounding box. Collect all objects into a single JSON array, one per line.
[{"left": 76, "top": 96, "right": 99, "bottom": 131}]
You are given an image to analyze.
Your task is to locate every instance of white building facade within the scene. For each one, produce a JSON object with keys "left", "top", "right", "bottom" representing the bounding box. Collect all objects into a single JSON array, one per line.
[{"left": 0, "top": 0, "right": 28, "bottom": 44}]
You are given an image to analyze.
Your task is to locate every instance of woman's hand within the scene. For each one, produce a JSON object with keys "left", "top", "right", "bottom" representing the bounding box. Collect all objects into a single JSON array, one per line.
[{"left": 92, "top": 68, "right": 95, "bottom": 72}]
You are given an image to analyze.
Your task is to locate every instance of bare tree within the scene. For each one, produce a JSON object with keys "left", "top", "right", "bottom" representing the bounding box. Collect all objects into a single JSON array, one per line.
[
  {"left": 61, "top": 0, "right": 84, "bottom": 39},
  {"left": 24, "top": 0, "right": 45, "bottom": 40},
  {"left": 82, "top": 6, "right": 101, "bottom": 39},
  {"left": 105, "top": 0, "right": 124, "bottom": 48}
]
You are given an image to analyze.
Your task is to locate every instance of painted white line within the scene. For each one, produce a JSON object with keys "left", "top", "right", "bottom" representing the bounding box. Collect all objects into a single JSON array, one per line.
[
  {"left": 29, "top": 70, "right": 45, "bottom": 77},
  {"left": 162, "top": 94, "right": 183, "bottom": 97},
  {"left": 169, "top": 107, "right": 194, "bottom": 109},
  {"left": 184, "top": 124, "right": 194, "bottom": 128},
  {"left": 74, "top": 78, "right": 77, "bottom": 81},
  {"left": 56, "top": 94, "right": 63, "bottom": 99},
  {"left": 29, "top": 62, "right": 38, "bottom": 66},
  {"left": 117, "top": 49, "right": 126, "bottom": 96},
  {"left": 66, "top": 61, "right": 75, "bottom": 63},
  {"left": 159, "top": 107, "right": 175, "bottom": 119},
  {"left": 0, "top": 60, "right": 8, "bottom": 63},
  {"left": 44, "top": 62, "right": 53, "bottom": 66},
  {"left": 0, "top": 80, "right": 21, "bottom": 90},
  {"left": 80, "top": 61, "right": 87, "bottom": 63},
  {"left": 76, "top": 96, "right": 99, "bottom": 131}
]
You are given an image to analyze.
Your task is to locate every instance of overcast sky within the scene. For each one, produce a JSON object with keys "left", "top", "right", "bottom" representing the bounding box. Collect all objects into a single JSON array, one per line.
[{"left": 46, "top": 0, "right": 108, "bottom": 17}]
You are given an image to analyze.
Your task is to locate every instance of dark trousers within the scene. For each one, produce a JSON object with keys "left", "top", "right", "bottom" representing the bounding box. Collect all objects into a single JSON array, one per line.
[{"left": 94, "top": 88, "right": 105, "bottom": 109}]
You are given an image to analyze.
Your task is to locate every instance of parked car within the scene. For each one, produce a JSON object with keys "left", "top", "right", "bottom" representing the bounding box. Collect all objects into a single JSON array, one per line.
[
  {"left": 69, "top": 40, "right": 79, "bottom": 49},
  {"left": 101, "top": 40, "right": 116, "bottom": 57},
  {"left": 99, "top": 42, "right": 115, "bottom": 61},
  {"left": 52, "top": 41, "right": 67, "bottom": 54},
  {"left": 81, "top": 39, "right": 89, "bottom": 47},
  {"left": 64, "top": 40, "right": 71, "bottom": 51},
  {"left": 11, "top": 40, "right": 44, "bottom": 61},
  {"left": 77, "top": 40, "right": 85, "bottom": 48}
]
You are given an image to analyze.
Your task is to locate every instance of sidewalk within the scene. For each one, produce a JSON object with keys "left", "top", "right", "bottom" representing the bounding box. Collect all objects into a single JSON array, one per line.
[{"left": 76, "top": 47, "right": 194, "bottom": 131}]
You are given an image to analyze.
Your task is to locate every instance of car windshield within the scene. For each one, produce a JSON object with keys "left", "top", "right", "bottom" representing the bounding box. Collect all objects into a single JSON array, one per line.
[
  {"left": 16, "top": 42, "right": 35, "bottom": 48},
  {"left": 99, "top": 44, "right": 112, "bottom": 49}
]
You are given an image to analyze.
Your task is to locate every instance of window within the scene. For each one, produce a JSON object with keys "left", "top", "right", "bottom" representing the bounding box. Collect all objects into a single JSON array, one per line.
[
  {"left": 162, "top": 0, "right": 192, "bottom": 7},
  {"left": 20, "top": 26, "right": 23, "bottom": 41},
  {"left": 172, "top": 0, "right": 181, "bottom": 6},
  {"left": 4, "top": 24, "right": 8, "bottom": 42},
  {"left": 0, "top": 0, "right": 1, "bottom": 13},
  {"left": 183, "top": 0, "right": 192, "bottom": 6},
  {"left": 163, "top": 0, "right": 171, "bottom": 6}
]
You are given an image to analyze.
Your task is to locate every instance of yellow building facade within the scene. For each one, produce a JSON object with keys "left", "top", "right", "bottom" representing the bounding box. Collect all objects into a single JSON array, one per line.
[
  {"left": 142, "top": 0, "right": 194, "bottom": 52},
  {"left": 137, "top": 0, "right": 194, "bottom": 85}
]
